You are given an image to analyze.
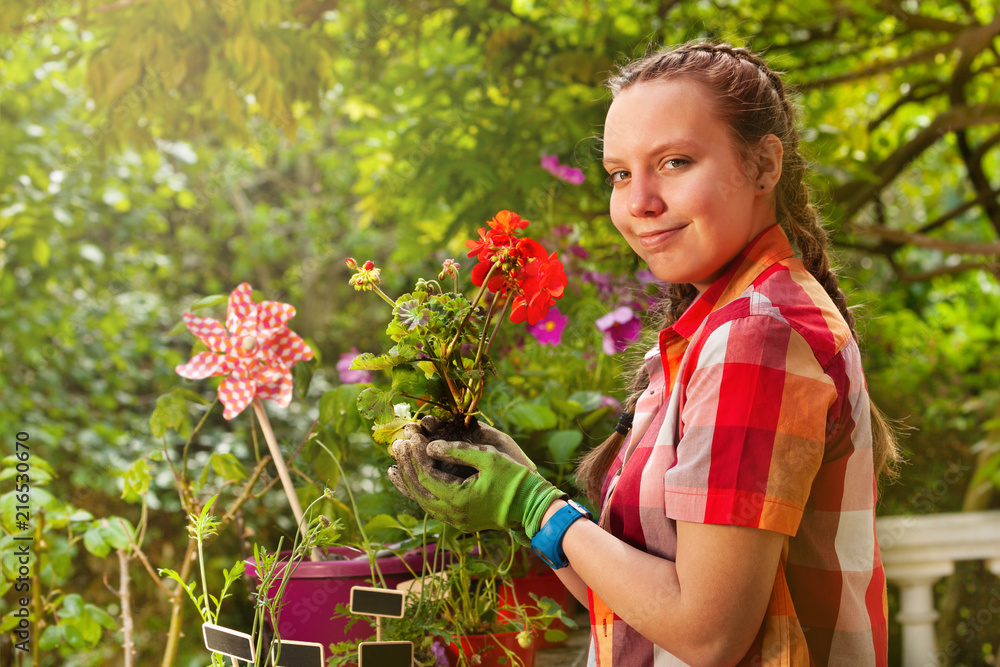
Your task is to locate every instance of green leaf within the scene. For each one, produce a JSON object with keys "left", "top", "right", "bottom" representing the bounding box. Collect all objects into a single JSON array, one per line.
[
  {"left": 64, "top": 622, "right": 87, "bottom": 649},
  {"left": 544, "top": 629, "right": 568, "bottom": 643},
  {"left": 190, "top": 293, "right": 228, "bottom": 311},
  {"left": 98, "top": 517, "right": 133, "bottom": 551},
  {"left": 86, "top": 603, "right": 117, "bottom": 631},
  {"left": 349, "top": 352, "right": 387, "bottom": 371},
  {"left": 83, "top": 524, "right": 111, "bottom": 558},
  {"left": 209, "top": 452, "right": 247, "bottom": 482},
  {"left": 319, "top": 384, "right": 365, "bottom": 428},
  {"left": 150, "top": 387, "right": 208, "bottom": 438},
  {"left": 121, "top": 458, "right": 150, "bottom": 502},
  {"left": 507, "top": 402, "right": 558, "bottom": 432},
  {"left": 62, "top": 593, "right": 84, "bottom": 617},
  {"left": 371, "top": 416, "right": 414, "bottom": 446},
  {"left": 150, "top": 390, "right": 191, "bottom": 438},
  {"left": 364, "top": 514, "right": 405, "bottom": 533},
  {"left": 545, "top": 430, "right": 583, "bottom": 467},
  {"left": 550, "top": 396, "right": 584, "bottom": 420},
  {"left": 567, "top": 391, "right": 604, "bottom": 412},
  {"left": 174, "top": 387, "right": 212, "bottom": 405},
  {"left": 356, "top": 386, "right": 396, "bottom": 421},
  {"left": 39, "top": 624, "right": 64, "bottom": 651},
  {"left": 165, "top": 319, "right": 189, "bottom": 336}
]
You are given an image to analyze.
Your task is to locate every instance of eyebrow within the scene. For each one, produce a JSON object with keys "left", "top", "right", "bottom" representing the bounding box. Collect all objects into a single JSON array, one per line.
[{"left": 601, "top": 139, "right": 701, "bottom": 168}]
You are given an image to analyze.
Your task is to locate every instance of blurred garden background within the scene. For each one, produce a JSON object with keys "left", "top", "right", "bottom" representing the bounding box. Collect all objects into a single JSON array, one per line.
[{"left": 1, "top": 0, "right": 999, "bottom": 665}]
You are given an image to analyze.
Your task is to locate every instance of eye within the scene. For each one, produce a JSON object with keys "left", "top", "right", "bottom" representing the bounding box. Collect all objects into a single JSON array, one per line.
[
  {"left": 661, "top": 158, "right": 689, "bottom": 170},
  {"left": 605, "top": 170, "right": 630, "bottom": 186}
]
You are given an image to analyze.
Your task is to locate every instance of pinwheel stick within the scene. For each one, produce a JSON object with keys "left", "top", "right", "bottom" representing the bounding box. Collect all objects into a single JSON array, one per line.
[{"left": 252, "top": 398, "right": 321, "bottom": 562}]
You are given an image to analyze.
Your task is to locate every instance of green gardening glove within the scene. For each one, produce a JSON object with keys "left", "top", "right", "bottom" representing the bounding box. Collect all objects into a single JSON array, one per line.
[{"left": 388, "top": 422, "right": 565, "bottom": 541}]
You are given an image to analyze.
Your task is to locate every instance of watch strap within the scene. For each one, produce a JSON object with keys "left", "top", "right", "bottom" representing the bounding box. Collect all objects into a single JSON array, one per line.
[{"left": 530, "top": 500, "right": 592, "bottom": 569}]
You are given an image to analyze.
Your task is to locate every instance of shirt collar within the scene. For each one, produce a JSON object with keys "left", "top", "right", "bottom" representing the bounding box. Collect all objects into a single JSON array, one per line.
[{"left": 667, "top": 224, "right": 795, "bottom": 341}]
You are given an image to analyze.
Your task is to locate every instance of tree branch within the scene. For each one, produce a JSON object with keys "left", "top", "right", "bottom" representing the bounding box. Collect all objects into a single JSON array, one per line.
[
  {"left": 12, "top": 0, "right": 150, "bottom": 32},
  {"left": 892, "top": 259, "right": 998, "bottom": 283},
  {"left": 867, "top": 80, "right": 944, "bottom": 132},
  {"left": 973, "top": 130, "right": 1000, "bottom": 161},
  {"left": 833, "top": 104, "right": 1000, "bottom": 220},
  {"left": 918, "top": 184, "right": 1000, "bottom": 235},
  {"left": 850, "top": 221, "right": 1000, "bottom": 255},
  {"left": 799, "top": 39, "right": 958, "bottom": 90},
  {"left": 878, "top": 1, "right": 972, "bottom": 33},
  {"left": 956, "top": 130, "right": 1000, "bottom": 234}
]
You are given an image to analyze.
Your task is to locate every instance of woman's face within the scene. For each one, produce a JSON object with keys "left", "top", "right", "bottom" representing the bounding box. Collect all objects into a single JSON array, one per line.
[{"left": 602, "top": 78, "right": 777, "bottom": 292}]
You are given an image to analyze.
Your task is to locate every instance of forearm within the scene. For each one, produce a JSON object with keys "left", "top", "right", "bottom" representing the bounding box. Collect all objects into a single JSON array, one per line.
[
  {"left": 538, "top": 501, "right": 765, "bottom": 665},
  {"left": 551, "top": 563, "right": 588, "bottom": 608}
]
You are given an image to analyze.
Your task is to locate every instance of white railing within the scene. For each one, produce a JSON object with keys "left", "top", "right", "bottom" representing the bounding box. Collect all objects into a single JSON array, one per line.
[{"left": 877, "top": 510, "right": 1000, "bottom": 667}]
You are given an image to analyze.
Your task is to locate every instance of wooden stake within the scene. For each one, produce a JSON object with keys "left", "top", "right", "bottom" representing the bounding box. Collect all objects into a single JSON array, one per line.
[
  {"left": 376, "top": 616, "right": 382, "bottom": 643},
  {"left": 252, "top": 398, "right": 321, "bottom": 562}
]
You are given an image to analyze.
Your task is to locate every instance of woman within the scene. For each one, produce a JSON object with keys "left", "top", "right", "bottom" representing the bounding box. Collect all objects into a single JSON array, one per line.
[{"left": 390, "top": 42, "right": 900, "bottom": 666}]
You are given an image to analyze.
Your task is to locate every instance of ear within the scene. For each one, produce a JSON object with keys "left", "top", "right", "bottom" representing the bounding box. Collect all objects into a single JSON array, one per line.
[{"left": 754, "top": 134, "right": 783, "bottom": 195}]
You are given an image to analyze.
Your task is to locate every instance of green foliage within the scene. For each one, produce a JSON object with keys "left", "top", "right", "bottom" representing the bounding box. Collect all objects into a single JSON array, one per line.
[{"left": 2, "top": 0, "right": 999, "bottom": 664}]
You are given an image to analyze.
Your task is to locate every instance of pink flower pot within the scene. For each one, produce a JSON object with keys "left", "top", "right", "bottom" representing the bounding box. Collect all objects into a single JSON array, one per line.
[{"left": 245, "top": 545, "right": 441, "bottom": 645}]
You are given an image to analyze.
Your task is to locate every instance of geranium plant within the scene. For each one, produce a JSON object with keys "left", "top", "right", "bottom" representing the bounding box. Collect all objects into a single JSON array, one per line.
[{"left": 346, "top": 210, "right": 567, "bottom": 447}]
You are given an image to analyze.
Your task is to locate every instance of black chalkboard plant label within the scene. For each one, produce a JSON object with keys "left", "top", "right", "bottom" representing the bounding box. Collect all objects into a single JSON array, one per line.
[
  {"left": 202, "top": 623, "right": 255, "bottom": 664},
  {"left": 270, "top": 638, "right": 325, "bottom": 667},
  {"left": 349, "top": 586, "right": 406, "bottom": 618},
  {"left": 358, "top": 641, "right": 414, "bottom": 667}
]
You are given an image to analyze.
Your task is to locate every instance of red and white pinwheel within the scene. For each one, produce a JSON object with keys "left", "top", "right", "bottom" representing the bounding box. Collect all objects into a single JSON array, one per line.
[{"left": 175, "top": 283, "right": 313, "bottom": 420}]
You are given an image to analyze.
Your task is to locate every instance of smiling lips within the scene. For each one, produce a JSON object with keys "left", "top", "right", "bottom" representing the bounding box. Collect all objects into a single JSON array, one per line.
[{"left": 638, "top": 224, "right": 688, "bottom": 249}]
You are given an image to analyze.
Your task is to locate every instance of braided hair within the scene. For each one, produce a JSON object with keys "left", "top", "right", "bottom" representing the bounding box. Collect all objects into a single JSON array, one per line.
[{"left": 577, "top": 42, "right": 901, "bottom": 505}]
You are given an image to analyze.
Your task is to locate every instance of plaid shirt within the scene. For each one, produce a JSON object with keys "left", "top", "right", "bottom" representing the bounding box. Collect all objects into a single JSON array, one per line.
[{"left": 588, "top": 225, "right": 887, "bottom": 666}]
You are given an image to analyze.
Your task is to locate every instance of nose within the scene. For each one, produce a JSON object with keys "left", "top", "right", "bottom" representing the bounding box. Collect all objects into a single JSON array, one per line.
[{"left": 627, "top": 173, "right": 665, "bottom": 218}]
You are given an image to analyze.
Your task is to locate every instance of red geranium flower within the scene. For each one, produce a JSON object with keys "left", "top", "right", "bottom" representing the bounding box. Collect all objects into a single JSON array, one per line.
[{"left": 510, "top": 252, "right": 567, "bottom": 325}]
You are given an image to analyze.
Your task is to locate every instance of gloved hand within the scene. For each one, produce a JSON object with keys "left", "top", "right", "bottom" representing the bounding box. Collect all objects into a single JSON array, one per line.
[{"left": 388, "top": 418, "right": 565, "bottom": 541}]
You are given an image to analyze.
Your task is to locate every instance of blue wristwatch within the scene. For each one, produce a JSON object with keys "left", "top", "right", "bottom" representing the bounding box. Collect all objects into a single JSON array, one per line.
[{"left": 530, "top": 500, "right": 592, "bottom": 570}]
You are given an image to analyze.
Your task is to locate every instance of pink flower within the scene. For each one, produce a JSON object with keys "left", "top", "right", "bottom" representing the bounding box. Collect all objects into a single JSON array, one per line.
[
  {"left": 526, "top": 306, "right": 568, "bottom": 346},
  {"left": 600, "top": 394, "right": 623, "bottom": 413},
  {"left": 175, "top": 283, "right": 313, "bottom": 420},
  {"left": 337, "top": 347, "right": 373, "bottom": 384},
  {"left": 540, "top": 154, "right": 585, "bottom": 185},
  {"left": 595, "top": 306, "right": 642, "bottom": 355}
]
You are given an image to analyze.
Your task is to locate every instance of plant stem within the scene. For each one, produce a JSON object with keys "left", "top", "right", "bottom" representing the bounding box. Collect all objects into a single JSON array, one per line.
[
  {"left": 118, "top": 549, "right": 135, "bottom": 667},
  {"left": 160, "top": 537, "right": 197, "bottom": 667},
  {"left": 196, "top": 531, "right": 211, "bottom": 621},
  {"left": 371, "top": 285, "right": 398, "bottom": 307},
  {"left": 182, "top": 398, "right": 220, "bottom": 487},
  {"left": 313, "top": 439, "right": 387, "bottom": 587},
  {"left": 464, "top": 296, "right": 512, "bottom": 419},
  {"left": 444, "top": 261, "right": 500, "bottom": 361},
  {"left": 483, "top": 297, "right": 512, "bottom": 359}
]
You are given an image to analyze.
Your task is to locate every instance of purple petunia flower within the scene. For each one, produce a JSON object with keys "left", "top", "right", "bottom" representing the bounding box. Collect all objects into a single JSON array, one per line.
[
  {"left": 430, "top": 641, "right": 450, "bottom": 667},
  {"left": 336, "top": 347, "right": 374, "bottom": 384},
  {"left": 540, "top": 154, "right": 586, "bottom": 185},
  {"left": 527, "top": 306, "right": 568, "bottom": 346},
  {"left": 595, "top": 306, "right": 642, "bottom": 355}
]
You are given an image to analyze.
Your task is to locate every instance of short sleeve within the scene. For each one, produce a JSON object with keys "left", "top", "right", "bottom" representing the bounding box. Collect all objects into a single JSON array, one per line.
[{"left": 663, "top": 314, "right": 836, "bottom": 536}]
